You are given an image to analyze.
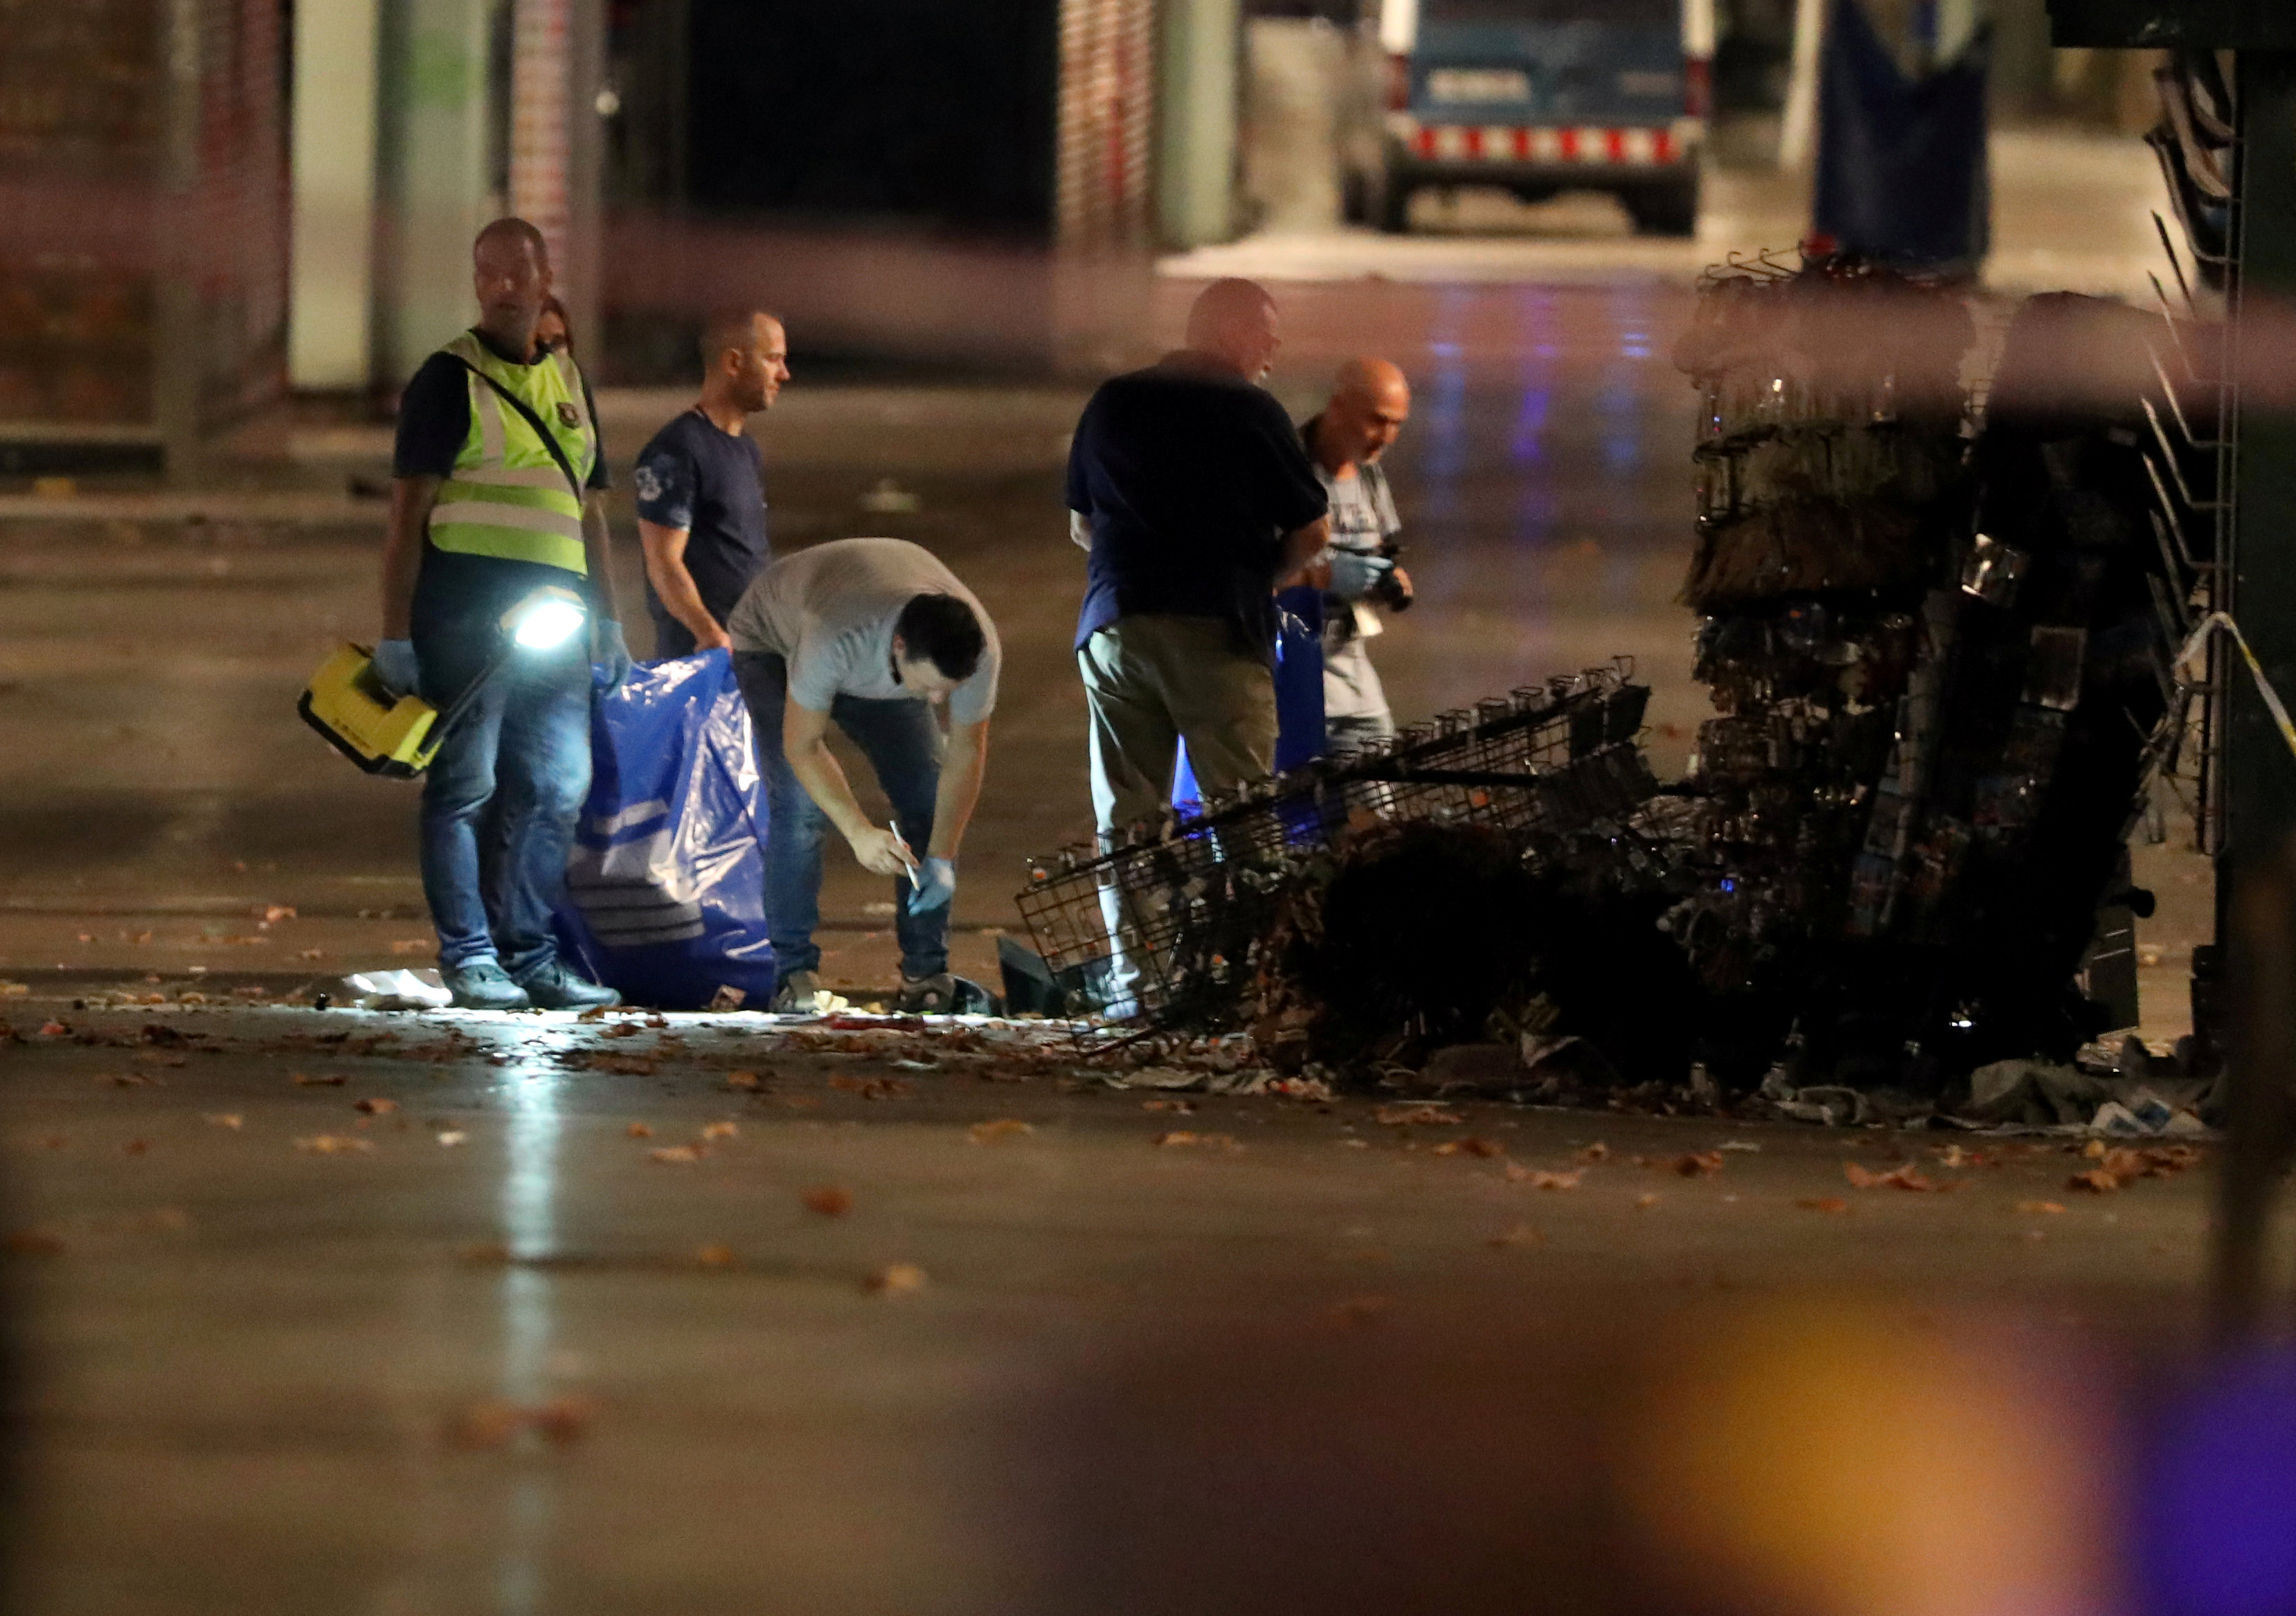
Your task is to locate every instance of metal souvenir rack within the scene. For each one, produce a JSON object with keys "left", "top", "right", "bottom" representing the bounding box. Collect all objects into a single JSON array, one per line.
[{"left": 1015, "top": 662, "right": 1657, "bottom": 1039}]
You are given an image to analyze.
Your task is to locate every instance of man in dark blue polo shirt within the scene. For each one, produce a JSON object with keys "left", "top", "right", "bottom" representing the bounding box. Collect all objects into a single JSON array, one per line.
[
  {"left": 633, "top": 310, "right": 789, "bottom": 656},
  {"left": 1066, "top": 278, "right": 1330, "bottom": 843}
]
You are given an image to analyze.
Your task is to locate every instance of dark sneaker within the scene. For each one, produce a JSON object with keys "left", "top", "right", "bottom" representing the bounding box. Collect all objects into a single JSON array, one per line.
[
  {"left": 514, "top": 961, "right": 620, "bottom": 1011},
  {"left": 444, "top": 958, "right": 531, "bottom": 1011},
  {"left": 771, "top": 969, "right": 849, "bottom": 1015},
  {"left": 892, "top": 971, "right": 956, "bottom": 1015}
]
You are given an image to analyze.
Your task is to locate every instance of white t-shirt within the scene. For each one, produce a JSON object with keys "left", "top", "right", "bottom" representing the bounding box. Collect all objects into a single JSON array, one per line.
[{"left": 727, "top": 537, "right": 1001, "bottom": 725}]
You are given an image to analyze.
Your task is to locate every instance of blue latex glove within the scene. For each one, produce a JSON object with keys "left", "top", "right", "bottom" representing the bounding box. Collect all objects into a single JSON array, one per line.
[
  {"left": 1327, "top": 548, "right": 1394, "bottom": 601},
  {"left": 906, "top": 856, "right": 956, "bottom": 916},
  {"left": 595, "top": 620, "right": 633, "bottom": 690},
  {"left": 371, "top": 638, "right": 420, "bottom": 699}
]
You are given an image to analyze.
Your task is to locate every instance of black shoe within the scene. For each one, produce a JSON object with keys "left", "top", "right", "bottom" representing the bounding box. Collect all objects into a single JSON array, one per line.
[
  {"left": 514, "top": 961, "right": 620, "bottom": 1011},
  {"left": 444, "top": 959, "right": 531, "bottom": 1011},
  {"left": 893, "top": 971, "right": 956, "bottom": 1014}
]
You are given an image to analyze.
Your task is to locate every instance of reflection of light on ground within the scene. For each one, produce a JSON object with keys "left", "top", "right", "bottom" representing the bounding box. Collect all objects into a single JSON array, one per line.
[{"left": 499, "top": 1031, "right": 570, "bottom": 1616}]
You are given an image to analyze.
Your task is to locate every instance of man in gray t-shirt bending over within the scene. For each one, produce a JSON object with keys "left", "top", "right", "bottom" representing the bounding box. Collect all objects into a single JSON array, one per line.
[{"left": 727, "top": 537, "right": 1001, "bottom": 1014}]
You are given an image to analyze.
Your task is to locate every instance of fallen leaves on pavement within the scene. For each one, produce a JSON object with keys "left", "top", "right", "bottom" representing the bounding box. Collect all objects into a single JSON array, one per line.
[
  {"left": 699, "top": 1120, "right": 739, "bottom": 1142},
  {"left": 354, "top": 1097, "right": 397, "bottom": 1115},
  {"left": 801, "top": 1185, "right": 854, "bottom": 1217},
  {"left": 203, "top": 1113, "right": 243, "bottom": 1130},
  {"left": 1504, "top": 1164, "right": 1581, "bottom": 1189},
  {"left": 2016, "top": 1200, "right": 2066, "bottom": 1215},
  {"left": 1154, "top": 1130, "right": 1241, "bottom": 1150},
  {"left": 1673, "top": 1151, "right": 1725, "bottom": 1177},
  {"left": 1575, "top": 1142, "right": 1611, "bottom": 1164},
  {"left": 295, "top": 1135, "right": 375, "bottom": 1155},
  {"left": 694, "top": 1244, "right": 737, "bottom": 1268},
  {"left": 969, "top": 1119, "right": 1034, "bottom": 1144},
  {"left": 1328, "top": 1295, "right": 1394, "bottom": 1329},
  {"left": 1432, "top": 1136, "right": 1505, "bottom": 1158},
  {"left": 625, "top": 1123, "right": 653, "bottom": 1138},
  {"left": 649, "top": 1145, "right": 702, "bottom": 1165},
  {"left": 444, "top": 1396, "right": 596, "bottom": 1451},
  {"left": 1845, "top": 1162, "right": 1954, "bottom": 1192},
  {"left": 435, "top": 1130, "right": 467, "bottom": 1147},
  {"left": 2067, "top": 1143, "right": 2201, "bottom": 1194},
  {"left": 864, "top": 1262, "right": 926, "bottom": 1296},
  {"left": 725, "top": 1070, "right": 764, "bottom": 1091},
  {"left": 1796, "top": 1196, "right": 1850, "bottom": 1214},
  {"left": 292, "top": 1072, "right": 346, "bottom": 1086},
  {"left": 829, "top": 1075, "right": 915, "bottom": 1101}
]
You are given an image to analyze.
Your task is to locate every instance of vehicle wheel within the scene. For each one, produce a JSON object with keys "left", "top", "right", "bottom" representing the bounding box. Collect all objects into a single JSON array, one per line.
[
  {"left": 1625, "top": 174, "right": 1700, "bottom": 237},
  {"left": 1376, "top": 179, "right": 1412, "bottom": 234}
]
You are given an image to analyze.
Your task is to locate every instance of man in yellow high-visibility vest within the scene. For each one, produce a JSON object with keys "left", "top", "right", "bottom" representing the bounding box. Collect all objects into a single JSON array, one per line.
[{"left": 375, "top": 217, "right": 629, "bottom": 1012}]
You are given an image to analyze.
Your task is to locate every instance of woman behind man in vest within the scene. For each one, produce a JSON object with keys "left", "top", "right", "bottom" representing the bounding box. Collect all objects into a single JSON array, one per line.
[{"left": 373, "top": 217, "right": 629, "bottom": 1011}]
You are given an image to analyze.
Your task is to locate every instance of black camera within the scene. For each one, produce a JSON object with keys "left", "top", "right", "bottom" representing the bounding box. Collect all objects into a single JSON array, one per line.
[{"left": 1370, "top": 539, "right": 1413, "bottom": 612}]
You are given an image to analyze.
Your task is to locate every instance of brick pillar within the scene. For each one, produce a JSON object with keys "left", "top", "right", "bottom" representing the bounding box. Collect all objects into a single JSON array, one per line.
[
  {"left": 1057, "top": 0, "right": 1156, "bottom": 253},
  {"left": 510, "top": 0, "right": 573, "bottom": 273}
]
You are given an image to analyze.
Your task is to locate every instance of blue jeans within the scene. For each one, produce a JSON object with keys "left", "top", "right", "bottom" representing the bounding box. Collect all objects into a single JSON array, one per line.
[
  {"left": 415, "top": 629, "right": 593, "bottom": 976},
  {"left": 732, "top": 651, "right": 947, "bottom": 980}
]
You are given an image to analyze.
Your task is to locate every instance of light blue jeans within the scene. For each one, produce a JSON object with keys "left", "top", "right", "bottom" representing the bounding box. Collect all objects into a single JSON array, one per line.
[{"left": 732, "top": 651, "right": 949, "bottom": 980}]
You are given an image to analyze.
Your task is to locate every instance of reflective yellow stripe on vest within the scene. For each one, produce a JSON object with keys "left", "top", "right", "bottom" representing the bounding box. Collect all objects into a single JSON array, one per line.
[{"left": 425, "top": 332, "right": 598, "bottom": 575}]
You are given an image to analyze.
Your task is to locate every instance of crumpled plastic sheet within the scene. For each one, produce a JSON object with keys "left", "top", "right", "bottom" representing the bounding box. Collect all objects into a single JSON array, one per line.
[{"left": 1754, "top": 1057, "right": 2219, "bottom": 1135}]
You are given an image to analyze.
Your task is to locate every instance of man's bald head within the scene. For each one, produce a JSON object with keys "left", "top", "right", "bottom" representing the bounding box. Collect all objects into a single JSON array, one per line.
[
  {"left": 1334, "top": 357, "right": 1409, "bottom": 411},
  {"left": 471, "top": 217, "right": 553, "bottom": 357},
  {"left": 1315, "top": 357, "right": 1412, "bottom": 471},
  {"left": 1184, "top": 278, "right": 1282, "bottom": 380}
]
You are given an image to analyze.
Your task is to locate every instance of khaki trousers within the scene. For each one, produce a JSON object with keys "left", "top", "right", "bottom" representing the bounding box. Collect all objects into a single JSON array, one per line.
[{"left": 1078, "top": 615, "right": 1277, "bottom": 839}]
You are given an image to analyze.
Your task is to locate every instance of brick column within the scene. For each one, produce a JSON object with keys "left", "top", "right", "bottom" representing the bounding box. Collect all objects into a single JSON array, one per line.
[{"left": 509, "top": 0, "right": 573, "bottom": 274}]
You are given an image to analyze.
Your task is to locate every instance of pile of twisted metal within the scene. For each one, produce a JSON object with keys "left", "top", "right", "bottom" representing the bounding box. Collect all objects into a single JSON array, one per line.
[{"left": 1017, "top": 255, "right": 2217, "bottom": 1097}]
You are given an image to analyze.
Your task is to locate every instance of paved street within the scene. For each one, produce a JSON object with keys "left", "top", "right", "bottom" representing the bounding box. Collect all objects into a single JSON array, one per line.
[
  {"left": 0, "top": 1003, "right": 2232, "bottom": 1613},
  {"left": 0, "top": 125, "right": 2251, "bottom": 1610}
]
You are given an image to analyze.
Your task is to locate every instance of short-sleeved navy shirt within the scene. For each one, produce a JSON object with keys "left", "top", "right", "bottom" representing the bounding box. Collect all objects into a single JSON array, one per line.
[
  {"left": 392, "top": 330, "right": 608, "bottom": 638},
  {"left": 1067, "top": 355, "right": 1328, "bottom": 662},
  {"left": 631, "top": 409, "right": 771, "bottom": 655}
]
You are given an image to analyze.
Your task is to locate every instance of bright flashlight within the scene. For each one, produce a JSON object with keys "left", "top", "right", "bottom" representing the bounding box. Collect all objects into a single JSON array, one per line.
[{"left": 501, "top": 586, "right": 588, "bottom": 652}]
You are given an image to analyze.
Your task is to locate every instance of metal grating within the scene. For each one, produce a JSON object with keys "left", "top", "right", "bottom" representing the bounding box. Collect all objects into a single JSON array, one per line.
[{"left": 1016, "top": 663, "right": 1657, "bottom": 1038}]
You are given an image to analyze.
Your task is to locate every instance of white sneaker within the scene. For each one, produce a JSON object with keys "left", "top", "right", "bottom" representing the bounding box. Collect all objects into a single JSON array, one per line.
[{"left": 771, "top": 969, "right": 850, "bottom": 1016}]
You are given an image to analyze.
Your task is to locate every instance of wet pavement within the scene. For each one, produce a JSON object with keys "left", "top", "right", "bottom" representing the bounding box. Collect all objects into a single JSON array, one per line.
[
  {"left": 0, "top": 1002, "right": 2238, "bottom": 1613},
  {"left": 0, "top": 124, "right": 2236, "bottom": 1608}
]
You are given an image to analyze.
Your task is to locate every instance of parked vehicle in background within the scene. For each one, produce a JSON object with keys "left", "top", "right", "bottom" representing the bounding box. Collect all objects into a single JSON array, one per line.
[{"left": 1349, "top": 0, "right": 1714, "bottom": 235}]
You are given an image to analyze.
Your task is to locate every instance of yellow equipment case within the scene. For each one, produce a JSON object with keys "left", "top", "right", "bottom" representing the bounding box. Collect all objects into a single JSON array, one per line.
[{"left": 298, "top": 644, "right": 444, "bottom": 778}]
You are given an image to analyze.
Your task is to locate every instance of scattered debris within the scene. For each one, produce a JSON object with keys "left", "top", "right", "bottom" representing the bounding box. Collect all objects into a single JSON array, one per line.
[
  {"left": 444, "top": 1397, "right": 595, "bottom": 1451},
  {"left": 1797, "top": 1196, "right": 1851, "bottom": 1213},
  {"left": 968, "top": 1119, "right": 1034, "bottom": 1144},
  {"left": 648, "top": 1146, "right": 702, "bottom": 1165},
  {"left": 1505, "top": 1165, "right": 1582, "bottom": 1190},
  {"left": 353, "top": 1097, "right": 397, "bottom": 1115},
  {"left": 1327, "top": 1295, "right": 1394, "bottom": 1329},
  {"left": 203, "top": 1113, "right": 243, "bottom": 1130},
  {"left": 294, "top": 1135, "right": 375, "bottom": 1156},
  {"left": 435, "top": 1130, "right": 467, "bottom": 1147},
  {"left": 801, "top": 1185, "right": 854, "bottom": 1217},
  {"left": 1844, "top": 1162, "right": 1952, "bottom": 1192},
  {"left": 863, "top": 1262, "right": 926, "bottom": 1296},
  {"left": 1674, "top": 1151, "right": 1725, "bottom": 1177},
  {"left": 1375, "top": 1104, "right": 1461, "bottom": 1127}
]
